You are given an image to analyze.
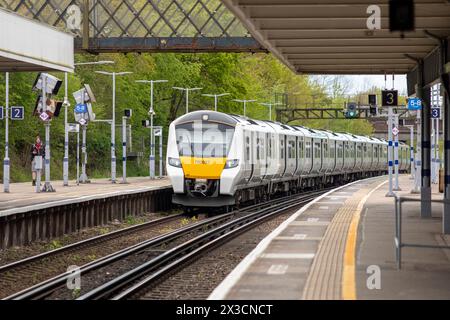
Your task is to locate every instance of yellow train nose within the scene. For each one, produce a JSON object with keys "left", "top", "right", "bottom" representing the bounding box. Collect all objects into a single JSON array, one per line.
[{"left": 180, "top": 157, "right": 226, "bottom": 179}]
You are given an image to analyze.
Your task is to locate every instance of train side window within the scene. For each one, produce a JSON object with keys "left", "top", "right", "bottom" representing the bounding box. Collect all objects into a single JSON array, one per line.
[
  {"left": 280, "top": 137, "right": 285, "bottom": 160},
  {"left": 256, "top": 137, "right": 260, "bottom": 160},
  {"left": 260, "top": 137, "right": 265, "bottom": 161},
  {"left": 289, "top": 140, "right": 295, "bottom": 159},
  {"left": 314, "top": 141, "right": 321, "bottom": 158},
  {"left": 306, "top": 140, "right": 311, "bottom": 158},
  {"left": 299, "top": 139, "right": 304, "bottom": 158},
  {"left": 245, "top": 136, "right": 250, "bottom": 161}
]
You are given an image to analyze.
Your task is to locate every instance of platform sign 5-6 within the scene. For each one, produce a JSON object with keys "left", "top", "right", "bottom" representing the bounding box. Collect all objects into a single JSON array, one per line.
[
  {"left": 382, "top": 90, "right": 398, "bottom": 106},
  {"left": 407, "top": 97, "right": 422, "bottom": 110},
  {"left": 431, "top": 107, "right": 441, "bottom": 119}
]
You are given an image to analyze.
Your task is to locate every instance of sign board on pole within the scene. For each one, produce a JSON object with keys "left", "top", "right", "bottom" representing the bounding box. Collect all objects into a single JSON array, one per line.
[
  {"left": 68, "top": 123, "right": 80, "bottom": 133},
  {"left": 382, "top": 90, "right": 398, "bottom": 107},
  {"left": 0, "top": 106, "right": 3, "bottom": 120},
  {"left": 392, "top": 127, "right": 399, "bottom": 136},
  {"left": 154, "top": 127, "right": 162, "bottom": 136},
  {"left": 431, "top": 107, "right": 441, "bottom": 119},
  {"left": 74, "top": 104, "right": 88, "bottom": 114},
  {"left": 11, "top": 106, "right": 24, "bottom": 120},
  {"left": 407, "top": 97, "right": 422, "bottom": 110},
  {"left": 39, "top": 112, "right": 50, "bottom": 122},
  {"left": 78, "top": 118, "right": 87, "bottom": 125}
]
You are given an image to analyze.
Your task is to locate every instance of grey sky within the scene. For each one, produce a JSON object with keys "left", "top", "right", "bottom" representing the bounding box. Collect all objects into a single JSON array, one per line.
[{"left": 342, "top": 75, "right": 407, "bottom": 95}]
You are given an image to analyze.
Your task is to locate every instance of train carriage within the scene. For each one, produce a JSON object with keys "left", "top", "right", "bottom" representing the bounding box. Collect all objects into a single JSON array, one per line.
[{"left": 167, "top": 110, "right": 407, "bottom": 209}]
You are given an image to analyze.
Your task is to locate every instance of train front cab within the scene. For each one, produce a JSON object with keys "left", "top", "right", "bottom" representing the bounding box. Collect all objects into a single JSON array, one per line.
[{"left": 166, "top": 111, "right": 240, "bottom": 208}]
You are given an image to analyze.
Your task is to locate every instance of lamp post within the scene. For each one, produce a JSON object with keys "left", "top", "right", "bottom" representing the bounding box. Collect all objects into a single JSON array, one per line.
[
  {"left": 202, "top": 93, "right": 230, "bottom": 112},
  {"left": 135, "top": 80, "right": 168, "bottom": 179},
  {"left": 259, "top": 102, "right": 282, "bottom": 121},
  {"left": 95, "top": 71, "right": 132, "bottom": 183},
  {"left": 404, "top": 124, "right": 415, "bottom": 180},
  {"left": 3, "top": 72, "right": 9, "bottom": 193},
  {"left": 172, "top": 87, "right": 202, "bottom": 114},
  {"left": 63, "top": 60, "right": 114, "bottom": 186},
  {"left": 233, "top": 99, "right": 257, "bottom": 117}
]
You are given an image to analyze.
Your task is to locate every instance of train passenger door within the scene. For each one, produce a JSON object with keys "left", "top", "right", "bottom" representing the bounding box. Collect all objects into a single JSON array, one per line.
[
  {"left": 243, "top": 130, "right": 253, "bottom": 182},
  {"left": 280, "top": 134, "right": 287, "bottom": 176}
]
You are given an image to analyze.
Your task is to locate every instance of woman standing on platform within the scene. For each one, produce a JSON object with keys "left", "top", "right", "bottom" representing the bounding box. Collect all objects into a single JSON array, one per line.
[{"left": 31, "top": 134, "right": 45, "bottom": 186}]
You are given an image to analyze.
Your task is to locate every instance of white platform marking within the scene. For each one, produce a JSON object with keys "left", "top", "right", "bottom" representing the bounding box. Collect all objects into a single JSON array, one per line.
[
  {"left": 316, "top": 201, "right": 344, "bottom": 205},
  {"left": 260, "top": 253, "right": 315, "bottom": 259},
  {"left": 318, "top": 206, "right": 329, "bottom": 210},
  {"left": 291, "top": 220, "right": 329, "bottom": 226},
  {"left": 267, "top": 264, "right": 289, "bottom": 275},
  {"left": 307, "top": 217, "right": 319, "bottom": 222}
]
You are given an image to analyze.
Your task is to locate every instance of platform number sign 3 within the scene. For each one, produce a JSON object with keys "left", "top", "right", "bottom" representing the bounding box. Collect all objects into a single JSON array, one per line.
[
  {"left": 431, "top": 107, "right": 440, "bottom": 119},
  {"left": 382, "top": 90, "right": 398, "bottom": 107}
]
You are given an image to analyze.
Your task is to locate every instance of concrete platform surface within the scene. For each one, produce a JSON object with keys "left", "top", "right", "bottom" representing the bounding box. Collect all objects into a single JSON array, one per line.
[
  {"left": 210, "top": 175, "right": 450, "bottom": 300},
  {"left": 0, "top": 177, "right": 171, "bottom": 215}
]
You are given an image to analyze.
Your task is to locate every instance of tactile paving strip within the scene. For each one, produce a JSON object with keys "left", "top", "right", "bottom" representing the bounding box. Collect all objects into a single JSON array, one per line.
[{"left": 302, "top": 179, "right": 383, "bottom": 300}]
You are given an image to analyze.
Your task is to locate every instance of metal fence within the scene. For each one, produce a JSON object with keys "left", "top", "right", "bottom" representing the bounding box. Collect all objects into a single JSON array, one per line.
[{"left": 394, "top": 195, "right": 450, "bottom": 269}]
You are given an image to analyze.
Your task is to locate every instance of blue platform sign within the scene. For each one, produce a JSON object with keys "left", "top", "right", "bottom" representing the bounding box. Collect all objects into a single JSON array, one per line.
[
  {"left": 431, "top": 107, "right": 441, "bottom": 119},
  {"left": 407, "top": 97, "right": 422, "bottom": 110},
  {"left": 74, "top": 103, "right": 88, "bottom": 114},
  {"left": 0, "top": 106, "right": 3, "bottom": 120},
  {"left": 11, "top": 106, "right": 24, "bottom": 120}
]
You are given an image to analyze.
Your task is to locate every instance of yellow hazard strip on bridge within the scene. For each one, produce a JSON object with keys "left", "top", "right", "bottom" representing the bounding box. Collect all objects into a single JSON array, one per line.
[{"left": 342, "top": 180, "right": 388, "bottom": 300}]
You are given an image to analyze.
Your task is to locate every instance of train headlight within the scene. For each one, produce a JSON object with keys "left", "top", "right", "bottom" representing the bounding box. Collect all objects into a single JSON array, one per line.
[
  {"left": 168, "top": 157, "right": 182, "bottom": 168},
  {"left": 224, "top": 159, "right": 239, "bottom": 169}
]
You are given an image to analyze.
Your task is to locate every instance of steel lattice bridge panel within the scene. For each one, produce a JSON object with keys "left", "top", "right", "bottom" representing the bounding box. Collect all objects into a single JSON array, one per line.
[{"left": 0, "top": 0, "right": 266, "bottom": 53}]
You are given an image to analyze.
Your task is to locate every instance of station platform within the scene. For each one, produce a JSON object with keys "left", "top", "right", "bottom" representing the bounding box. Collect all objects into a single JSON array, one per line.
[
  {"left": 210, "top": 175, "right": 450, "bottom": 300},
  {"left": 0, "top": 177, "right": 173, "bottom": 248},
  {"left": 0, "top": 177, "right": 171, "bottom": 214}
]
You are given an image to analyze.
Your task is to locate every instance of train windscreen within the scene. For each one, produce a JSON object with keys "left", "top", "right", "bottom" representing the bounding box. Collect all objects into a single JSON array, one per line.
[{"left": 175, "top": 121, "right": 235, "bottom": 158}]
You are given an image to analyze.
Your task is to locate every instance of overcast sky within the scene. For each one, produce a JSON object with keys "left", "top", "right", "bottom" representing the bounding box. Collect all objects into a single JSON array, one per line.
[{"left": 344, "top": 74, "right": 407, "bottom": 95}]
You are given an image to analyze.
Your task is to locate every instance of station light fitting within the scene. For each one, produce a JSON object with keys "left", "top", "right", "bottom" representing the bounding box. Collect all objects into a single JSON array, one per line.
[
  {"left": 389, "top": 0, "right": 415, "bottom": 33},
  {"left": 73, "top": 84, "right": 96, "bottom": 104},
  {"left": 32, "top": 73, "right": 62, "bottom": 95}
]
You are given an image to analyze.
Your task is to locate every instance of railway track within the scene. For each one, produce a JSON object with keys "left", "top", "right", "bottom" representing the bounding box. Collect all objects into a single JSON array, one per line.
[
  {"left": 79, "top": 190, "right": 325, "bottom": 300},
  {"left": 4, "top": 190, "right": 324, "bottom": 300},
  {"left": 0, "top": 213, "right": 188, "bottom": 298}
]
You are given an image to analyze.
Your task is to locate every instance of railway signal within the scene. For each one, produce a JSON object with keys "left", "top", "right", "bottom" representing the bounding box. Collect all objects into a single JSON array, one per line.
[
  {"left": 368, "top": 94, "right": 377, "bottom": 116},
  {"left": 345, "top": 102, "right": 358, "bottom": 118}
]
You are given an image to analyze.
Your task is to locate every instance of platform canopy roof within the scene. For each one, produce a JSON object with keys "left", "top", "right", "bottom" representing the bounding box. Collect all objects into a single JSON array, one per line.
[
  {"left": 222, "top": 0, "right": 450, "bottom": 75},
  {"left": 0, "top": 7, "right": 74, "bottom": 73}
]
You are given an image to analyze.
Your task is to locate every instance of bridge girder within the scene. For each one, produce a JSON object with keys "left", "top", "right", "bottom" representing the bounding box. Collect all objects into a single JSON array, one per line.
[{"left": 1, "top": 0, "right": 266, "bottom": 53}]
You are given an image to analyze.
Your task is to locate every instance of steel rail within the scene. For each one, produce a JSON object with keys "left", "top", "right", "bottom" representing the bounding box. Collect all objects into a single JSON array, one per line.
[
  {"left": 5, "top": 189, "right": 326, "bottom": 300},
  {"left": 0, "top": 213, "right": 183, "bottom": 274},
  {"left": 78, "top": 192, "right": 322, "bottom": 300}
]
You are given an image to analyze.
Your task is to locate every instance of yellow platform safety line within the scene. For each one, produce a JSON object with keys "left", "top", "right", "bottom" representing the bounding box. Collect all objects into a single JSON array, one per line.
[{"left": 342, "top": 180, "right": 388, "bottom": 300}]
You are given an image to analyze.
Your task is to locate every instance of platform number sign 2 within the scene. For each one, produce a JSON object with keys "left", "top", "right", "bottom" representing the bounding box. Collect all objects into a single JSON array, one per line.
[
  {"left": 11, "top": 106, "right": 24, "bottom": 120},
  {"left": 0, "top": 106, "right": 24, "bottom": 120},
  {"left": 382, "top": 90, "right": 398, "bottom": 107}
]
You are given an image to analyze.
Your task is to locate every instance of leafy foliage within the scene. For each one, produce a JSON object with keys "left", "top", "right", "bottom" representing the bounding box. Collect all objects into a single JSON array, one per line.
[{"left": 0, "top": 52, "right": 375, "bottom": 182}]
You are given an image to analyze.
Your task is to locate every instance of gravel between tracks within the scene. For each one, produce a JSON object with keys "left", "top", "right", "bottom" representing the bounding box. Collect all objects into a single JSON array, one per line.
[{"left": 0, "top": 211, "right": 196, "bottom": 299}]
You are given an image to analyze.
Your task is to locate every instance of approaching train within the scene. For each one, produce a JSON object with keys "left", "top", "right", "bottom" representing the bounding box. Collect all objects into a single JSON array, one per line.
[{"left": 166, "top": 110, "right": 409, "bottom": 209}]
